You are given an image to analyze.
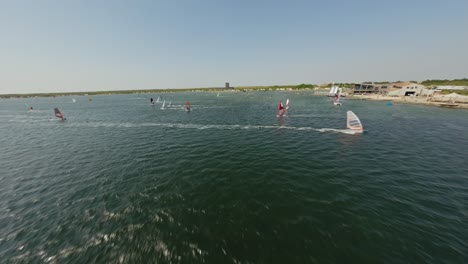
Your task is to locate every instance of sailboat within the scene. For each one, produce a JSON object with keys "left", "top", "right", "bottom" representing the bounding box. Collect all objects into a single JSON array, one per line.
[
  {"left": 217, "top": 92, "right": 220, "bottom": 97},
  {"left": 160, "top": 100, "right": 166, "bottom": 110},
  {"left": 156, "top": 96, "right": 160, "bottom": 103},
  {"left": 286, "top": 99, "right": 290, "bottom": 110},
  {"left": 72, "top": 98, "right": 76, "bottom": 103},
  {"left": 168, "top": 101, "right": 172, "bottom": 107},
  {"left": 328, "top": 85, "right": 339, "bottom": 97},
  {"left": 54, "top": 108, "right": 66, "bottom": 120},
  {"left": 277, "top": 100, "right": 285, "bottom": 117},
  {"left": 346, "top": 111, "right": 364, "bottom": 133}
]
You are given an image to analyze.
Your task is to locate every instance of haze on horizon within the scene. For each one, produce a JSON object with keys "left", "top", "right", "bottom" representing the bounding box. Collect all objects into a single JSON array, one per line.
[{"left": 1, "top": 0, "right": 467, "bottom": 94}]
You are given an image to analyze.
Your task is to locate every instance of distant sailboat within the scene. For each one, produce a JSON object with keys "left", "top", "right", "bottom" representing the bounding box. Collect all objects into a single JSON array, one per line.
[
  {"left": 186, "top": 101, "right": 191, "bottom": 112},
  {"left": 277, "top": 100, "right": 285, "bottom": 117},
  {"left": 334, "top": 89, "right": 342, "bottom": 106},
  {"left": 156, "top": 96, "right": 160, "bottom": 103},
  {"left": 217, "top": 92, "right": 220, "bottom": 97},
  {"left": 328, "top": 85, "right": 339, "bottom": 97},
  {"left": 168, "top": 101, "right": 172, "bottom": 107},
  {"left": 72, "top": 98, "right": 76, "bottom": 103},
  {"left": 286, "top": 99, "right": 290, "bottom": 110},
  {"left": 347, "top": 111, "right": 363, "bottom": 133},
  {"left": 54, "top": 108, "right": 66, "bottom": 120},
  {"left": 160, "top": 100, "right": 166, "bottom": 110}
]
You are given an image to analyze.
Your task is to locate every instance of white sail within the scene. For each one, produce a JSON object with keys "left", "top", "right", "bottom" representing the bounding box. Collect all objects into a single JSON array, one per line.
[
  {"left": 72, "top": 98, "right": 76, "bottom": 103},
  {"left": 347, "top": 111, "right": 363, "bottom": 131},
  {"left": 156, "top": 96, "right": 160, "bottom": 103},
  {"left": 217, "top": 93, "right": 220, "bottom": 97},
  {"left": 286, "top": 99, "right": 290, "bottom": 110},
  {"left": 168, "top": 101, "right": 172, "bottom": 106},
  {"left": 161, "top": 100, "right": 166, "bottom": 109}
]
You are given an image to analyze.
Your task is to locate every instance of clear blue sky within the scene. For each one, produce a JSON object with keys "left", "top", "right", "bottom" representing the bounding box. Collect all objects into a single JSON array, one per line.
[{"left": 1, "top": 0, "right": 467, "bottom": 94}]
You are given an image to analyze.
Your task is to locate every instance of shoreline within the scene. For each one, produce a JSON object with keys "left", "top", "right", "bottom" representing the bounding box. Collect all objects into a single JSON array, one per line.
[
  {"left": 0, "top": 86, "right": 316, "bottom": 99},
  {"left": 348, "top": 94, "right": 468, "bottom": 109},
  {"left": 2, "top": 88, "right": 468, "bottom": 109}
]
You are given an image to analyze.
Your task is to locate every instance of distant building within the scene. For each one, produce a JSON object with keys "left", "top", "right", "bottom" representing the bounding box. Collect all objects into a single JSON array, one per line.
[
  {"left": 225, "top": 82, "right": 234, "bottom": 89},
  {"left": 354, "top": 82, "right": 434, "bottom": 96},
  {"left": 387, "top": 82, "right": 426, "bottom": 96},
  {"left": 353, "top": 83, "right": 391, "bottom": 94}
]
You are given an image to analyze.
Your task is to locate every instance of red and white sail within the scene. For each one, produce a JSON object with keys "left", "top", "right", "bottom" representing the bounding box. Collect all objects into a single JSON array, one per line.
[
  {"left": 335, "top": 93, "right": 340, "bottom": 102},
  {"left": 54, "top": 108, "right": 64, "bottom": 120},
  {"left": 277, "top": 100, "right": 285, "bottom": 117}
]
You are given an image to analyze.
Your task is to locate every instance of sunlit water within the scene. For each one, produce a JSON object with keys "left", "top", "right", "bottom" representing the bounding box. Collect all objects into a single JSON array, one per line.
[{"left": 1, "top": 92, "right": 467, "bottom": 263}]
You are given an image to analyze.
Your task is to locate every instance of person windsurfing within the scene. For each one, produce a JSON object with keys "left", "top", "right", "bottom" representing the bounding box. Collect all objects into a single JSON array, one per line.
[
  {"left": 277, "top": 100, "right": 285, "bottom": 117},
  {"left": 186, "top": 101, "right": 191, "bottom": 112},
  {"left": 54, "top": 108, "right": 65, "bottom": 120},
  {"left": 150, "top": 97, "right": 154, "bottom": 104}
]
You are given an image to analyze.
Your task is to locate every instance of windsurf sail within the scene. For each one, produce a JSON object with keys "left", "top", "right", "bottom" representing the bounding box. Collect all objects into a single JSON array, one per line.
[
  {"left": 156, "top": 96, "right": 160, "bottom": 103},
  {"left": 277, "top": 100, "right": 285, "bottom": 117},
  {"left": 168, "top": 101, "right": 172, "bottom": 107},
  {"left": 217, "top": 93, "right": 220, "bottom": 97},
  {"left": 347, "top": 111, "right": 363, "bottom": 131},
  {"left": 161, "top": 100, "right": 166, "bottom": 109},
  {"left": 186, "top": 101, "right": 191, "bottom": 111},
  {"left": 72, "top": 98, "right": 76, "bottom": 103},
  {"left": 286, "top": 99, "right": 290, "bottom": 110},
  {"left": 54, "top": 108, "right": 64, "bottom": 120}
]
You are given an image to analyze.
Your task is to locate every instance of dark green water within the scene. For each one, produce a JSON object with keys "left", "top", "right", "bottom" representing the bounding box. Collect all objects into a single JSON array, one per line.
[{"left": 1, "top": 92, "right": 467, "bottom": 263}]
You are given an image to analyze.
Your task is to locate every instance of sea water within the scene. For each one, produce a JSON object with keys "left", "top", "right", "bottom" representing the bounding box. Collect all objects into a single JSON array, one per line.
[{"left": 0, "top": 92, "right": 467, "bottom": 263}]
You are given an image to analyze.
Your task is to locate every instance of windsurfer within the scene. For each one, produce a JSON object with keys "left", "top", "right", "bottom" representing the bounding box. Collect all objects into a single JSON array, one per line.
[
  {"left": 54, "top": 108, "right": 65, "bottom": 120},
  {"left": 277, "top": 100, "right": 285, "bottom": 117},
  {"left": 150, "top": 98, "right": 154, "bottom": 104}
]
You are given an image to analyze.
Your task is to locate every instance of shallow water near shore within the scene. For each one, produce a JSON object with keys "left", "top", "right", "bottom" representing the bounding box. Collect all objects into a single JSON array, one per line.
[{"left": 1, "top": 91, "right": 467, "bottom": 263}]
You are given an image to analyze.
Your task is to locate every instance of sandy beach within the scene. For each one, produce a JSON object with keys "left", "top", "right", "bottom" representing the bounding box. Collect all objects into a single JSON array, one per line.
[{"left": 348, "top": 94, "right": 468, "bottom": 109}]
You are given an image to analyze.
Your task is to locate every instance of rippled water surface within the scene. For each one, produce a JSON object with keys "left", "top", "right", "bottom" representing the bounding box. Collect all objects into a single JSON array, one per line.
[{"left": 1, "top": 92, "right": 467, "bottom": 263}]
